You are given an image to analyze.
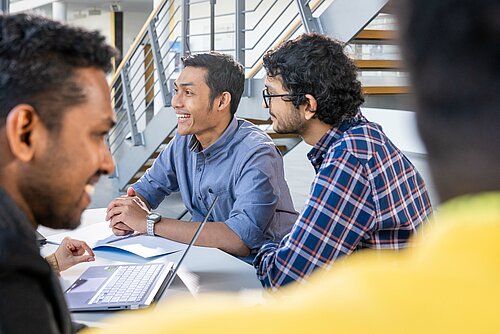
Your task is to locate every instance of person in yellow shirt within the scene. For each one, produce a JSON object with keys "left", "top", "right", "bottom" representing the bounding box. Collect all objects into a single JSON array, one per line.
[{"left": 85, "top": 0, "right": 500, "bottom": 332}]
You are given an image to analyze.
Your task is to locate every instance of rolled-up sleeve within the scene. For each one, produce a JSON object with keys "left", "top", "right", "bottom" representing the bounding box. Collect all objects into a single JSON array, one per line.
[
  {"left": 132, "top": 141, "right": 180, "bottom": 209},
  {"left": 224, "top": 145, "right": 283, "bottom": 251}
]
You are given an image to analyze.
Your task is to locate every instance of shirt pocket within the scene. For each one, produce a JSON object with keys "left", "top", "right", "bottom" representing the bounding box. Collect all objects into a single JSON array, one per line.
[{"left": 204, "top": 185, "right": 232, "bottom": 221}]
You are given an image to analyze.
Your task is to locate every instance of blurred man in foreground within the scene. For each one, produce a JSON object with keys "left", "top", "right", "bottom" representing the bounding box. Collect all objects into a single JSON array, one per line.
[{"left": 0, "top": 13, "right": 116, "bottom": 333}]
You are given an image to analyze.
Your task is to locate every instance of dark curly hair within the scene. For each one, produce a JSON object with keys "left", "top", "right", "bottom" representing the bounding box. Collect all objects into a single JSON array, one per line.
[
  {"left": 182, "top": 52, "right": 244, "bottom": 115},
  {"left": 263, "top": 33, "right": 364, "bottom": 127},
  {"left": 0, "top": 13, "right": 117, "bottom": 132}
]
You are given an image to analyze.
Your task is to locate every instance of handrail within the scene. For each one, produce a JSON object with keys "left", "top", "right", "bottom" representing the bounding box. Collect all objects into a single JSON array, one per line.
[
  {"left": 110, "top": 0, "right": 170, "bottom": 86},
  {"left": 246, "top": 0, "right": 325, "bottom": 79}
]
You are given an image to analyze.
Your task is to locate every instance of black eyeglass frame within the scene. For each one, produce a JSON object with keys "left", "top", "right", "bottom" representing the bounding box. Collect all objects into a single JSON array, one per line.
[{"left": 262, "top": 88, "right": 303, "bottom": 109}]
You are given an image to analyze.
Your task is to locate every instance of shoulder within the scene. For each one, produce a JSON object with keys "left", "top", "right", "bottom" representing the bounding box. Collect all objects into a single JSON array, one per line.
[
  {"left": 330, "top": 121, "right": 392, "bottom": 164},
  {"left": 0, "top": 229, "right": 49, "bottom": 275},
  {"left": 233, "top": 118, "right": 277, "bottom": 152}
]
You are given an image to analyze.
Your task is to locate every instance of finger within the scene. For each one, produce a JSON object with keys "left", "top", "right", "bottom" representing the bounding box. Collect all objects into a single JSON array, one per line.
[
  {"left": 112, "top": 226, "right": 131, "bottom": 236},
  {"left": 106, "top": 197, "right": 131, "bottom": 215},
  {"left": 127, "top": 187, "right": 137, "bottom": 197},
  {"left": 112, "top": 222, "right": 133, "bottom": 232},
  {"left": 72, "top": 254, "right": 95, "bottom": 265},
  {"left": 105, "top": 205, "right": 123, "bottom": 221},
  {"left": 109, "top": 212, "right": 126, "bottom": 228},
  {"left": 106, "top": 200, "right": 136, "bottom": 221},
  {"left": 73, "top": 240, "right": 95, "bottom": 257}
]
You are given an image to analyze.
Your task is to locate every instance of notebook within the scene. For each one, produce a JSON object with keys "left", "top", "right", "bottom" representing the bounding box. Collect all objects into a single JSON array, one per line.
[{"left": 64, "top": 196, "right": 218, "bottom": 311}]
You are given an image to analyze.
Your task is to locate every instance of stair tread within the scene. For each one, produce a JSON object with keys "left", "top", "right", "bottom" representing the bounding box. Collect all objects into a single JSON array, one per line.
[
  {"left": 354, "top": 29, "right": 397, "bottom": 41},
  {"left": 354, "top": 59, "right": 403, "bottom": 70},
  {"left": 362, "top": 86, "right": 410, "bottom": 95}
]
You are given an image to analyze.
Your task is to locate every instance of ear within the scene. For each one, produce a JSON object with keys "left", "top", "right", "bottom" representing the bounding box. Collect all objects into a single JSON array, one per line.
[
  {"left": 5, "top": 104, "right": 41, "bottom": 162},
  {"left": 303, "top": 94, "right": 318, "bottom": 121},
  {"left": 216, "top": 91, "right": 232, "bottom": 112}
]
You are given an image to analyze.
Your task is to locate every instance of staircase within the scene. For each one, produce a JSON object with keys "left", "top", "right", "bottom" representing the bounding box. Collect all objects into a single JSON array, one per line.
[{"left": 108, "top": 0, "right": 401, "bottom": 191}]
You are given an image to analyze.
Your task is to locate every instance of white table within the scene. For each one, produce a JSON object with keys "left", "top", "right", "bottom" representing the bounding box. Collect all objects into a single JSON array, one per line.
[{"left": 38, "top": 208, "right": 263, "bottom": 326}]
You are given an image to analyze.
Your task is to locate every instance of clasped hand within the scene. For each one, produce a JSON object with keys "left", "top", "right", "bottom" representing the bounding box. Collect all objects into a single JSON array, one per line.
[{"left": 106, "top": 187, "right": 150, "bottom": 235}]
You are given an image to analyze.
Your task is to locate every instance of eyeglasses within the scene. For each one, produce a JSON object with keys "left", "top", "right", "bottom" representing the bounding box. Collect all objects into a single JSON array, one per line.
[{"left": 262, "top": 88, "right": 302, "bottom": 109}]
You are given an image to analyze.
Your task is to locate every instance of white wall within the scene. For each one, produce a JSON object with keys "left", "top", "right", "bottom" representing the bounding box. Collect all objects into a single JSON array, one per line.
[{"left": 361, "top": 107, "right": 426, "bottom": 155}]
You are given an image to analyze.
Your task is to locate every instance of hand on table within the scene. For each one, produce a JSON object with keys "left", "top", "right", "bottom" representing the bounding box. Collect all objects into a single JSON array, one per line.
[{"left": 106, "top": 187, "right": 150, "bottom": 235}]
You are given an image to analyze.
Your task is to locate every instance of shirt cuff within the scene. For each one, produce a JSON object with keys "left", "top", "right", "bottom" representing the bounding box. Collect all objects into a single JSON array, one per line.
[{"left": 253, "top": 241, "right": 279, "bottom": 269}]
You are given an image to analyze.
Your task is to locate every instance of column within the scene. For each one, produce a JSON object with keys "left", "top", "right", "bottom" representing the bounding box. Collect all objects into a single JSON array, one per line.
[
  {"left": 0, "top": 0, "right": 9, "bottom": 13},
  {"left": 52, "top": 1, "right": 67, "bottom": 22}
]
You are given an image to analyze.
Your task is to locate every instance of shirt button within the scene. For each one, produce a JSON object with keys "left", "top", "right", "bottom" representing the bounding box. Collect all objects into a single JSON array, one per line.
[
  {"left": 198, "top": 195, "right": 202, "bottom": 200},
  {"left": 208, "top": 188, "right": 213, "bottom": 194},
  {"left": 198, "top": 167, "right": 202, "bottom": 172}
]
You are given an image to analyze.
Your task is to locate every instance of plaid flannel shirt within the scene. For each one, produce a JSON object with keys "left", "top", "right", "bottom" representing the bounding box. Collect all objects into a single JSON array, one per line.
[{"left": 254, "top": 113, "right": 433, "bottom": 289}]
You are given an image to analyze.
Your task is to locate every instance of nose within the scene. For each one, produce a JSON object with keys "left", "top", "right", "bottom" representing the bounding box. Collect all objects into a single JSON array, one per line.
[
  {"left": 171, "top": 91, "right": 182, "bottom": 109},
  {"left": 100, "top": 145, "right": 115, "bottom": 176}
]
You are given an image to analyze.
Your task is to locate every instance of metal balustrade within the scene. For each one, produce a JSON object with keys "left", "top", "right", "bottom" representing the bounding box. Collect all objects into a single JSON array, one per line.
[{"left": 107, "top": 0, "right": 386, "bottom": 189}]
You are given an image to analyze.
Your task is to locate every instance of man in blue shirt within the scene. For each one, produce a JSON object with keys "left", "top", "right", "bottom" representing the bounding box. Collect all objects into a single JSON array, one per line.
[
  {"left": 106, "top": 53, "right": 298, "bottom": 257},
  {"left": 254, "top": 33, "right": 433, "bottom": 289}
]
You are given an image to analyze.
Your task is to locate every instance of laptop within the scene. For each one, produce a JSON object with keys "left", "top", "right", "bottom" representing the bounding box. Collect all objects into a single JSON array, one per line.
[{"left": 64, "top": 196, "right": 218, "bottom": 311}]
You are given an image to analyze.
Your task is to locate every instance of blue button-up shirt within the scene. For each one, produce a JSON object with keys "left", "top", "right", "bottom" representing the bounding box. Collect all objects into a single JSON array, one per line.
[
  {"left": 254, "top": 113, "right": 433, "bottom": 289},
  {"left": 133, "top": 117, "right": 298, "bottom": 252}
]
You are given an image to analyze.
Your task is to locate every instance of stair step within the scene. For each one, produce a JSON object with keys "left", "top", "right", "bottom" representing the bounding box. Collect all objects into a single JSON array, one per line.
[
  {"left": 354, "top": 59, "right": 403, "bottom": 70},
  {"left": 276, "top": 145, "right": 287, "bottom": 153},
  {"left": 362, "top": 86, "right": 410, "bottom": 95},
  {"left": 353, "top": 29, "right": 396, "bottom": 42},
  {"left": 243, "top": 117, "right": 272, "bottom": 125}
]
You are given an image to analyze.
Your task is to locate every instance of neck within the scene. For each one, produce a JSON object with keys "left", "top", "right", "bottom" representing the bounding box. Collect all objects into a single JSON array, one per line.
[
  {"left": 301, "top": 119, "right": 332, "bottom": 146},
  {"left": 195, "top": 113, "right": 233, "bottom": 149}
]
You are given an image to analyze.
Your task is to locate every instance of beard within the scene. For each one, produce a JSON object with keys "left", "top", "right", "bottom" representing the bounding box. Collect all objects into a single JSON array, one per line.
[
  {"left": 272, "top": 107, "right": 306, "bottom": 135},
  {"left": 17, "top": 141, "right": 84, "bottom": 230},
  {"left": 19, "top": 172, "right": 83, "bottom": 230}
]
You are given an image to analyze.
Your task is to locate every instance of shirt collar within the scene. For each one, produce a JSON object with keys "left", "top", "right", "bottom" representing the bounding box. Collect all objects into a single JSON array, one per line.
[
  {"left": 307, "top": 112, "right": 365, "bottom": 171},
  {"left": 188, "top": 116, "right": 238, "bottom": 157}
]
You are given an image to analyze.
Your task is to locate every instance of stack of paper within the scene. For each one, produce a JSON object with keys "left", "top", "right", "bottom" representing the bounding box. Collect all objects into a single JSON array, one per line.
[{"left": 47, "top": 222, "right": 186, "bottom": 258}]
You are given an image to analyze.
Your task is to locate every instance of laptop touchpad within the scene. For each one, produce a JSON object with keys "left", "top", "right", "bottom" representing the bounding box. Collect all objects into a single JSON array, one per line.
[{"left": 69, "top": 277, "right": 107, "bottom": 293}]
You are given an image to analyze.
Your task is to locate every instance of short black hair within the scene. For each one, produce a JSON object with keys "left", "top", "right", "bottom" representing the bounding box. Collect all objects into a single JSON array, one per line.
[
  {"left": 399, "top": 0, "right": 500, "bottom": 200},
  {"left": 0, "top": 13, "right": 116, "bottom": 131},
  {"left": 182, "top": 52, "right": 244, "bottom": 115},
  {"left": 263, "top": 33, "right": 364, "bottom": 127}
]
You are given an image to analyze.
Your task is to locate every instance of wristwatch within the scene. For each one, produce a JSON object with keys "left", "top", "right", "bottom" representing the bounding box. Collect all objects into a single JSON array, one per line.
[{"left": 146, "top": 212, "right": 162, "bottom": 236}]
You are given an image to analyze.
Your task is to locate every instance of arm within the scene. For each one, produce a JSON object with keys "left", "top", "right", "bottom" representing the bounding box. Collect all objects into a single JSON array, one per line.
[
  {"left": 106, "top": 145, "right": 286, "bottom": 257},
  {"left": 129, "top": 137, "right": 181, "bottom": 209},
  {"left": 254, "top": 151, "right": 376, "bottom": 289},
  {"left": 106, "top": 197, "right": 250, "bottom": 256}
]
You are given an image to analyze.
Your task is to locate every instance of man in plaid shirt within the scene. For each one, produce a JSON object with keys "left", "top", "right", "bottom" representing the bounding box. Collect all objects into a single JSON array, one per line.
[{"left": 255, "top": 33, "right": 433, "bottom": 289}]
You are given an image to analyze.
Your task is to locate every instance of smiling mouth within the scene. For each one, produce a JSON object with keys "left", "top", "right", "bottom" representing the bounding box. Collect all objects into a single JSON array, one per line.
[
  {"left": 84, "top": 184, "right": 95, "bottom": 196},
  {"left": 176, "top": 113, "right": 190, "bottom": 119}
]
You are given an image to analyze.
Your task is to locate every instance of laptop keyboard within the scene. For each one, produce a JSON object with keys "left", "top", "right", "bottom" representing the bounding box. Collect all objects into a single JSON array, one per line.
[{"left": 89, "top": 264, "right": 163, "bottom": 305}]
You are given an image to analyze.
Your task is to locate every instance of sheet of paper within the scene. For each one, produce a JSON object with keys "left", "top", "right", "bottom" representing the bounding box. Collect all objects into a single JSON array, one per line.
[{"left": 47, "top": 221, "right": 186, "bottom": 258}]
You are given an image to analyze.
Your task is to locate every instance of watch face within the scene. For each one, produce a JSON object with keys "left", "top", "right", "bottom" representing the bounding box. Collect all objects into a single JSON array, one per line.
[{"left": 147, "top": 213, "right": 161, "bottom": 222}]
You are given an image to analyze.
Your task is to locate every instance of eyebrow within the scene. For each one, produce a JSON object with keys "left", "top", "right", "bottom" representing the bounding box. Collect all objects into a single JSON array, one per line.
[{"left": 174, "top": 82, "right": 195, "bottom": 88}]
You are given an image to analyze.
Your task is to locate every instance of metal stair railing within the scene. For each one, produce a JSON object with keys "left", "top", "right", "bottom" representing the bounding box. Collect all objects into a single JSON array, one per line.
[
  {"left": 108, "top": 0, "right": 386, "bottom": 190},
  {"left": 108, "top": 0, "right": 184, "bottom": 188}
]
